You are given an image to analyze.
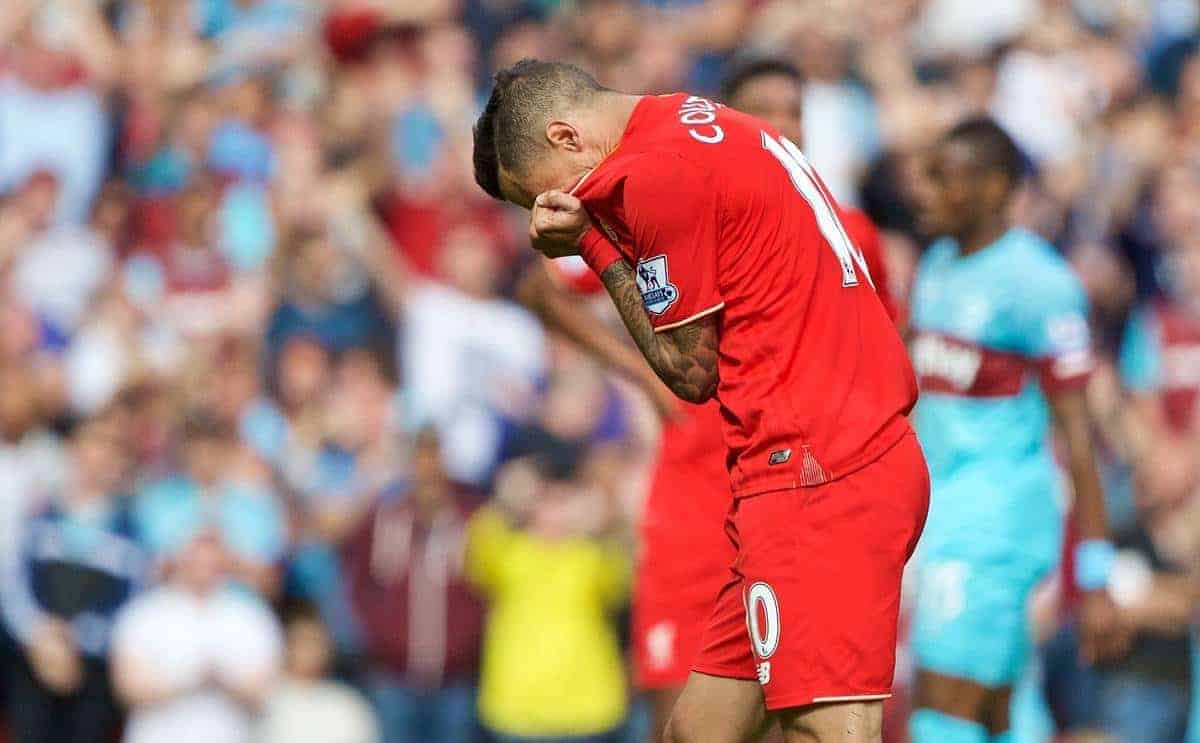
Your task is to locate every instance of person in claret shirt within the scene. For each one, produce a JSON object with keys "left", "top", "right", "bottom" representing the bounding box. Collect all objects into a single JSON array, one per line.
[
  {"left": 906, "top": 118, "right": 1128, "bottom": 743},
  {"left": 472, "top": 59, "right": 927, "bottom": 743}
]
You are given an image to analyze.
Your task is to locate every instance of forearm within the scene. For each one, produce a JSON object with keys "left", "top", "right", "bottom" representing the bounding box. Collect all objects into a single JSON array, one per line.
[
  {"left": 1065, "top": 426, "right": 1110, "bottom": 544},
  {"left": 598, "top": 260, "right": 718, "bottom": 403},
  {"left": 1050, "top": 389, "right": 1111, "bottom": 543},
  {"left": 332, "top": 208, "right": 408, "bottom": 320}
]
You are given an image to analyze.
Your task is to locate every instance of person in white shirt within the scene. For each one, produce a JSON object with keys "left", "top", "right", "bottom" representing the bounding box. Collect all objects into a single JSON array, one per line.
[
  {"left": 110, "top": 528, "right": 283, "bottom": 743},
  {"left": 258, "top": 601, "right": 380, "bottom": 743},
  {"left": 402, "top": 239, "right": 546, "bottom": 486}
]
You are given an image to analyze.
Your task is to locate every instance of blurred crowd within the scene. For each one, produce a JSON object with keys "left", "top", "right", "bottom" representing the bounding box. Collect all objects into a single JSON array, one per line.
[{"left": 0, "top": 0, "right": 1198, "bottom": 742}]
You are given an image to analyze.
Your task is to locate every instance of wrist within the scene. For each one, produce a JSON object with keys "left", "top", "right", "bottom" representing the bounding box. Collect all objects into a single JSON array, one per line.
[
  {"left": 1074, "top": 539, "right": 1117, "bottom": 592},
  {"left": 577, "top": 228, "right": 623, "bottom": 276}
]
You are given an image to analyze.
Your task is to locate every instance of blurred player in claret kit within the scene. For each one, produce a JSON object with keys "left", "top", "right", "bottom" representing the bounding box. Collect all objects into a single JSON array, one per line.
[
  {"left": 511, "top": 56, "right": 899, "bottom": 741},
  {"left": 907, "top": 118, "right": 1129, "bottom": 743},
  {"left": 472, "top": 59, "right": 927, "bottom": 743}
]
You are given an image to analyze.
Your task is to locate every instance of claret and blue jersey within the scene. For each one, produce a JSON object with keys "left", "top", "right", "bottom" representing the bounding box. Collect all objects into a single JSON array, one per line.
[
  {"left": 910, "top": 228, "right": 1092, "bottom": 563},
  {"left": 909, "top": 228, "right": 1093, "bottom": 685}
]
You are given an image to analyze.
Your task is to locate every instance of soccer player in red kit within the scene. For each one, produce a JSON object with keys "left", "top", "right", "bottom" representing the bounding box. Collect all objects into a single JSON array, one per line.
[
  {"left": 472, "top": 60, "right": 928, "bottom": 743},
  {"left": 514, "top": 56, "right": 901, "bottom": 742}
]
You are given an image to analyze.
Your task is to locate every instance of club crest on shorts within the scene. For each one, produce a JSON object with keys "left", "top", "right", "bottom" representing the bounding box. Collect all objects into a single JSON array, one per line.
[
  {"left": 635, "top": 255, "right": 678, "bottom": 315},
  {"left": 646, "top": 621, "right": 676, "bottom": 670}
]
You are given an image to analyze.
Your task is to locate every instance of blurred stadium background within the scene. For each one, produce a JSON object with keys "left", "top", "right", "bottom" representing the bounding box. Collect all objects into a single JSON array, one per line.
[{"left": 0, "top": 0, "right": 1198, "bottom": 742}]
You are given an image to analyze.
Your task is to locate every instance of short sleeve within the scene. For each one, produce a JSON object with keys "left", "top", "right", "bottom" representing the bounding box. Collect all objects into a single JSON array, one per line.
[
  {"left": 622, "top": 156, "right": 724, "bottom": 332},
  {"left": 1118, "top": 306, "right": 1162, "bottom": 394},
  {"left": 1018, "top": 267, "right": 1094, "bottom": 393}
]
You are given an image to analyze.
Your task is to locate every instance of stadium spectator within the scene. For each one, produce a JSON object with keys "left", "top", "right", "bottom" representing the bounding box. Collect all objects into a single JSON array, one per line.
[
  {"left": 7, "top": 172, "right": 115, "bottom": 340},
  {"left": 342, "top": 428, "right": 484, "bottom": 743},
  {"left": 466, "top": 452, "right": 630, "bottom": 742},
  {"left": 265, "top": 224, "right": 396, "bottom": 376},
  {"left": 110, "top": 528, "right": 283, "bottom": 743},
  {"left": 284, "top": 348, "right": 402, "bottom": 654},
  {"left": 1, "top": 410, "right": 149, "bottom": 743},
  {"left": 402, "top": 235, "right": 547, "bottom": 485},
  {"left": 259, "top": 600, "right": 380, "bottom": 743},
  {"left": 134, "top": 412, "right": 286, "bottom": 598},
  {"left": 1072, "top": 225, "right": 1200, "bottom": 743}
]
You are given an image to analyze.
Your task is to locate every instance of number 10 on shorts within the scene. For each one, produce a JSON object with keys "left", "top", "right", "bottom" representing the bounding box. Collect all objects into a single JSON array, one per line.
[{"left": 745, "top": 581, "right": 781, "bottom": 685}]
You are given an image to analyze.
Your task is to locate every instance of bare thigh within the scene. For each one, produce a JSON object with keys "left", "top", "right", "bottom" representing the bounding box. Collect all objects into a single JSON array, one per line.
[
  {"left": 664, "top": 672, "right": 773, "bottom": 743},
  {"left": 776, "top": 700, "right": 883, "bottom": 743},
  {"left": 647, "top": 687, "right": 683, "bottom": 743}
]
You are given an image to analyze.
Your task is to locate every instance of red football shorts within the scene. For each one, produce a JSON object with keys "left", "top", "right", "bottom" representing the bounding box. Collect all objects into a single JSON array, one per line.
[
  {"left": 633, "top": 455, "right": 732, "bottom": 689},
  {"left": 693, "top": 430, "right": 929, "bottom": 710},
  {"left": 633, "top": 551, "right": 730, "bottom": 689}
]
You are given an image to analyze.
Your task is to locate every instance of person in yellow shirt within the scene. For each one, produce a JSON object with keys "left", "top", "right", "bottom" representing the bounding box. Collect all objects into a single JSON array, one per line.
[{"left": 466, "top": 451, "right": 630, "bottom": 742}]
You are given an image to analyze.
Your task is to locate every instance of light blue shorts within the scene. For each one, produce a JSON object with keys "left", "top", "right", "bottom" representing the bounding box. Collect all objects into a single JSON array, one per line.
[{"left": 911, "top": 552, "right": 1054, "bottom": 686}]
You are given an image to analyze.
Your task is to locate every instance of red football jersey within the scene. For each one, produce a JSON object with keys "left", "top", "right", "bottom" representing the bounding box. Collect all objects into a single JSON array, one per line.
[
  {"left": 840, "top": 207, "right": 897, "bottom": 323},
  {"left": 573, "top": 93, "right": 917, "bottom": 497}
]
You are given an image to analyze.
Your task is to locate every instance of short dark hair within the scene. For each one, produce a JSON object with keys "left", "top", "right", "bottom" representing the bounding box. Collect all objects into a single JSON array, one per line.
[
  {"left": 472, "top": 59, "right": 607, "bottom": 201},
  {"left": 182, "top": 410, "right": 232, "bottom": 442},
  {"left": 277, "top": 597, "right": 324, "bottom": 629},
  {"left": 944, "top": 116, "right": 1027, "bottom": 189},
  {"left": 720, "top": 57, "right": 802, "bottom": 103}
]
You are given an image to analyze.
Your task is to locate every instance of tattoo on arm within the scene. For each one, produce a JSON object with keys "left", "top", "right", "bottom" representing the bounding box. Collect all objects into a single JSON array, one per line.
[{"left": 599, "top": 260, "right": 719, "bottom": 403}]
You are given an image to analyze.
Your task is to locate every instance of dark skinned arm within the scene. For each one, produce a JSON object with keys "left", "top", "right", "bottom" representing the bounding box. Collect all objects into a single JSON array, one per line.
[
  {"left": 1048, "top": 387, "right": 1131, "bottom": 663},
  {"left": 1050, "top": 387, "right": 1109, "bottom": 546}
]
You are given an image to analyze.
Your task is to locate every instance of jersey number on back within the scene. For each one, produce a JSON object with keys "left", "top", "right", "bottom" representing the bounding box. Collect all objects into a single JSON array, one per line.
[{"left": 761, "top": 133, "right": 872, "bottom": 288}]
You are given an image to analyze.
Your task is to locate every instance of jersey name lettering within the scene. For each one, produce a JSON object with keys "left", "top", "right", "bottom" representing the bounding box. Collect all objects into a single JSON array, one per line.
[{"left": 678, "top": 96, "right": 724, "bottom": 144}]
